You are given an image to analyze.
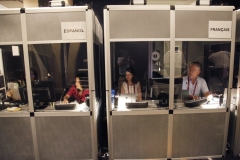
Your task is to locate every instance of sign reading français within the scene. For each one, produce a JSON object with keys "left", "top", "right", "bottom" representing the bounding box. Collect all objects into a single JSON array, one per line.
[
  {"left": 61, "top": 22, "right": 86, "bottom": 40},
  {"left": 209, "top": 21, "right": 232, "bottom": 39}
]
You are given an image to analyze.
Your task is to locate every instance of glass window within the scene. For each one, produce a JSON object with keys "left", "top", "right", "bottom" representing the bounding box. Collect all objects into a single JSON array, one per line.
[
  {"left": 174, "top": 41, "right": 231, "bottom": 108},
  {"left": 25, "top": 43, "right": 89, "bottom": 110},
  {"left": 110, "top": 41, "right": 171, "bottom": 110},
  {"left": 0, "top": 45, "right": 27, "bottom": 111}
]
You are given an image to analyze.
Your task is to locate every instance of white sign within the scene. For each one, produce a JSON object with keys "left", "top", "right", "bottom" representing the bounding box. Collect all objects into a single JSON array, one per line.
[
  {"left": 12, "top": 46, "right": 20, "bottom": 56},
  {"left": 209, "top": 21, "right": 232, "bottom": 38},
  {"left": 61, "top": 22, "right": 86, "bottom": 40}
]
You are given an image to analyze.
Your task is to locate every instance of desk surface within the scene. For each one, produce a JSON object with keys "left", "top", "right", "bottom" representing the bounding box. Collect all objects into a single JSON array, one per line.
[{"left": 114, "top": 99, "right": 224, "bottom": 111}]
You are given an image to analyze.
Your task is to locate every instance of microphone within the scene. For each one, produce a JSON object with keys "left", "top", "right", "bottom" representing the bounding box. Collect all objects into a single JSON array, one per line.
[
  {"left": 0, "top": 92, "right": 6, "bottom": 100},
  {"left": 60, "top": 87, "right": 69, "bottom": 104},
  {"left": 0, "top": 89, "right": 10, "bottom": 100}
]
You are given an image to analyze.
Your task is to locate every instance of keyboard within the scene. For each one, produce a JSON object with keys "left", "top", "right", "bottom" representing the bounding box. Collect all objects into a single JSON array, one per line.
[
  {"left": 125, "top": 102, "right": 148, "bottom": 108},
  {"left": 184, "top": 97, "right": 207, "bottom": 107},
  {"left": 54, "top": 103, "right": 76, "bottom": 110}
]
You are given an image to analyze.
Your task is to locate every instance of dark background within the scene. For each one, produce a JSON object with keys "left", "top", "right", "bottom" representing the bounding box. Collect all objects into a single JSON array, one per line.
[
  {"left": 37, "top": 0, "right": 240, "bottom": 26},
  {"left": 73, "top": 0, "right": 240, "bottom": 26}
]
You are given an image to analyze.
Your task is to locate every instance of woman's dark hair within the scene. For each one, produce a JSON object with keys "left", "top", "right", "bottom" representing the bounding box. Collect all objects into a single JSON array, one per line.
[
  {"left": 75, "top": 74, "right": 82, "bottom": 79},
  {"left": 125, "top": 67, "right": 138, "bottom": 84}
]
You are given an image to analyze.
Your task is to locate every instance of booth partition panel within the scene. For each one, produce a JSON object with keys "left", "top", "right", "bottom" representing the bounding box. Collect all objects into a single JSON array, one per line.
[
  {"left": 0, "top": 9, "right": 34, "bottom": 160},
  {"left": 35, "top": 116, "right": 92, "bottom": 160},
  {"left": 0, "top": 116, "right": 34, "bottom": 160},
  {"left": 26, "top": 12, "right": 86, "bottom": 41},
  {"left": 112, "top": 114, "right": 168, "bottom": 158},
  {"left": 175, "top": 10, "right": 233, "bottom": 38},
  {"left": 227, "top": 9, "right": 240, "bottom": 157},
  {"left": 0, "top": 13, "right": 22, "bottom": 42},
  {"left": 109, "top": 10, "right": 170, "bottom": 39},
  {"left": 172, "top": 112, "right": 226, "bottom": 157}
]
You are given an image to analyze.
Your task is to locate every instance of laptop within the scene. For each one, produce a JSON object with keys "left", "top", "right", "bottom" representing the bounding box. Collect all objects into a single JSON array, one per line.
[
  {"left": 118, "top": 94, "right": 137, "bottom": 108},
  {"left": 54, "top": 101, "right": 76, "bottom": 110},
  {"left": 7, "top": 82, "right": 21, "bottom": 100}
]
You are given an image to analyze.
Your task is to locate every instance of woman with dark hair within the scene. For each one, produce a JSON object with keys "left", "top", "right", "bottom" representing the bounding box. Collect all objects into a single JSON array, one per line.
[
  {"left": 63, "top": 74, "right": 89, "bottom": 104},
  {"left": 121, "top": 67, "right": 142, "bottom": 100}
]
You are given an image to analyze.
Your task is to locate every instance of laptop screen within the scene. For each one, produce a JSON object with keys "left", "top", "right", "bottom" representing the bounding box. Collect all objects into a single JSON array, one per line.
[{"left": 118, "top": 94, "right": 137, "bottom": 109}]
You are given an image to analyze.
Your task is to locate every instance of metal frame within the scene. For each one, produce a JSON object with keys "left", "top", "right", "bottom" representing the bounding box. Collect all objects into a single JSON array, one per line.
[{"left": 230, "top": 9, "right": 240, "bottom": 157}]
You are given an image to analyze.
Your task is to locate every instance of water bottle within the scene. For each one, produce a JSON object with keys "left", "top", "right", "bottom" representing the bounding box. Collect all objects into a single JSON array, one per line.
[{"left": 111, "top": 89, "right": 115, "bottom": 109}]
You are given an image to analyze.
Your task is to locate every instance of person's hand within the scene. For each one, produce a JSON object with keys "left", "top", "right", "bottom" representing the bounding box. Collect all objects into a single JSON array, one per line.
[
  {"left": 188, "top": 95, "right": 199, "bottom": 100},
  {"left": 63, "top": 99, "right": 69, "bottom": 104},
  {"left": 193, "top": 95, "right": 199, "bottom": 100},
  {"left": 6, "top": 90, "right": 13, "bottom": 98}
]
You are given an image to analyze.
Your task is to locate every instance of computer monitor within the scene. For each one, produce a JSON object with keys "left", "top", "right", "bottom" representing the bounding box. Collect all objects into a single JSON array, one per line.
[
  {"left": 151, "top": 78, "right": 183, "bottom": 100},
  {"left": 19, "top": 80, "right": 56, "bottom": 108}
]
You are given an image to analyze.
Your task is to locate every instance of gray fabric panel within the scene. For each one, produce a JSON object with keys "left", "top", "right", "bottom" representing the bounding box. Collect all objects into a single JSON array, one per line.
[
  {"left": 176, "top": 11, "right": 232, "bottom": 38},
  {"left": 35, "top": 116, "right": 92, "bottom": 160},
  {"left": 26, "top": 12, "right": 86, "bottom": 41},
  {"left": 110, "top": 10, "right": 170, "bottom": 38},
  {"left": 112, "top": 115, "right": 168, "bottom": 159},
  {"left": 0, "top": 14, "right": 22, "bottom": 42},
  {"left": 0, "top": 117, "right": 35, "bottom": 160},
  {"left": 172, "top": 112, "right": 226, "bottom": 157}
]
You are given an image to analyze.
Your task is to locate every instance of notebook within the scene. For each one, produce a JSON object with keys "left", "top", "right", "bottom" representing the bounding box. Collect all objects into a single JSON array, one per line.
[{"left": 118, "top": 94, "right": 137, "bottom": 108}]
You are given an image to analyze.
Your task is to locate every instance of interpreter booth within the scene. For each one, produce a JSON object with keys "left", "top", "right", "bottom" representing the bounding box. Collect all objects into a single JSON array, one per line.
[
  {"left": 104, "top": 5, "right": 236, "bottom": 159},
  {"left": 227, "top": 9, "right": 240, "bottom": 157},
  {"left": 0, "top": 6, "right": 103, "bottom": 160}
]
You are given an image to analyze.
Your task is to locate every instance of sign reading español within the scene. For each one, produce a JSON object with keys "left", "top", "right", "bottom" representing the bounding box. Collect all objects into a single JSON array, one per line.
[
  {"left": 61, "top": 22, "right": 86, "bottom": 40},
  {"left": 208, "top": 21, "right": 232, "bottom": 39}
]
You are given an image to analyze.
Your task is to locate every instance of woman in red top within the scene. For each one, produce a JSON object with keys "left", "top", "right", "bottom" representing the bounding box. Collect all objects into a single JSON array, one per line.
[{"left": 63, "top": 74, "right": 89, "bottom": 104}]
